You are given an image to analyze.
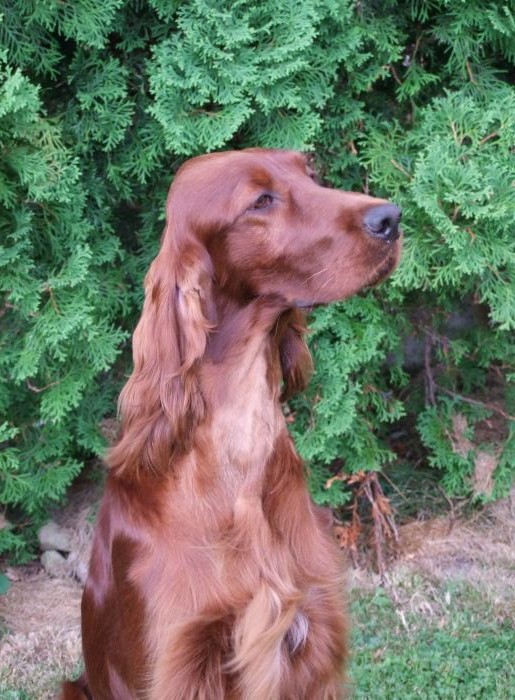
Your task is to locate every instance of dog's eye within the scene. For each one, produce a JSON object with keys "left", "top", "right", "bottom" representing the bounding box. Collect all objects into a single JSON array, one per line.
[{"left": 251, "top": 194, "right": 273, "bottom": 210}]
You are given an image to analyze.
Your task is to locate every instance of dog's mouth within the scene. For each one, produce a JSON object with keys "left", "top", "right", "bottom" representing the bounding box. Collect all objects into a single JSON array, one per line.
[{"left": 366, "top": 239, "right": 402, "bottom": 289}]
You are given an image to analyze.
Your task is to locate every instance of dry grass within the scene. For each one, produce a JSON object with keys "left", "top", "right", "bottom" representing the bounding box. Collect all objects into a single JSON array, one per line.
[
  {"left": 396, "top": 492, "right": 515, "bottom": 613},
  {"left": 0, "top": 479, "right": 99, "bottom": 698},
  {"left": 0, "top": 575, "right": 82, "bottom": 697},
  {"left": 348, "top": 487, "right": 515, "bottom": 626}
]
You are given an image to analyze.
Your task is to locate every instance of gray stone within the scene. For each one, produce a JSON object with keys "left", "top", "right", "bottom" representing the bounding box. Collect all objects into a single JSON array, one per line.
[
  {"left": 41, "top": 549, "right": 68, "bottom": 578},
  {"left": 38, "top": 521, "right": 72, "bottom": 552}
]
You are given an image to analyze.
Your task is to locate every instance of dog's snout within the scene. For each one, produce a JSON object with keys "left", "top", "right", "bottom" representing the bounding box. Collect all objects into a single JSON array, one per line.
[{"left": 363, "top": 204, "right": 402, "bottom": 242}]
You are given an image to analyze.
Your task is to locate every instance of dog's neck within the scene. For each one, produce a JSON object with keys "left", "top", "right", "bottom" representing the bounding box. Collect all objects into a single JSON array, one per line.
[
  {"left": 200, "top": 297, "right": 288, "bottom": 494},
  {"left": 206, "top": 296, "right": 287, "bottom": 364}
]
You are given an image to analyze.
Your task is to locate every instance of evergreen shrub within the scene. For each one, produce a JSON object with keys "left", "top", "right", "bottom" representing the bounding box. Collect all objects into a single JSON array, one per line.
[{"left": 1, "top": 0, "right": 514, "bottom": 557}]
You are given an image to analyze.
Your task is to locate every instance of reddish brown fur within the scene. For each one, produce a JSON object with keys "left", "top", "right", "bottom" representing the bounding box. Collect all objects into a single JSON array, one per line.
[{"left": 63, "top": 149, "right": 401, "bottom": 699}]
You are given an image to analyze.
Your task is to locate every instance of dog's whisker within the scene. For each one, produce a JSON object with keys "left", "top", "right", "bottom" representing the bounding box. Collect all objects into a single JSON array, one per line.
[{"left": 302, "top": 267, "right": 330, "bottom": 285}]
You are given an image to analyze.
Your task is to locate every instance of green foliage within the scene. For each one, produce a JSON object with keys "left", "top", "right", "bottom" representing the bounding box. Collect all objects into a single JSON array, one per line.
[
  {"left": 0, "top": 37, "right": 128, "bottom": 558},
  {"left": 0, "top": 571, "right": 10, "bottom": 593},
  {"left": 293, "top": 297, "right": 408, "bottom": 507},
  {"left": 148, "top": 0, "right": 363, "bottom": 153},
  {"left": 1, "top": 0, "right": 514, "bottom": 556}
]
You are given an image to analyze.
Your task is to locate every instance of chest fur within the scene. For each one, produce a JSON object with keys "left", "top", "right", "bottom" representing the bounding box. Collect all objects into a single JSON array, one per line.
[{"left": 206, "top": 346, "right": 283, "bottom": 485}]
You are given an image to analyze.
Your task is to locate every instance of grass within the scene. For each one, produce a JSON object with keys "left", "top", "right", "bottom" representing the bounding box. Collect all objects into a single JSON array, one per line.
[{"left": 349, "top": 582, "right": 515, "bottom": 699}]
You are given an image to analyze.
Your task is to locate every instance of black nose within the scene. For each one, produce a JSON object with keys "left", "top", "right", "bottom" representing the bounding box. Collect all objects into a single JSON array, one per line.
[{"left": 363, "top": 204, "right": 402, "bottom": 242}]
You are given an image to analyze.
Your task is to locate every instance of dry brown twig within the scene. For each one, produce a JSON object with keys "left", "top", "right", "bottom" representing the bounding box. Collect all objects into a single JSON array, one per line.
[{"left": 330, "top": 471, "right": 399, "bottom": 577}]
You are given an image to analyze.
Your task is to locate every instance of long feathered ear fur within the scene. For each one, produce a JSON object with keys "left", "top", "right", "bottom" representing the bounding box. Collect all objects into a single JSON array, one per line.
[
  {"left": 278, "top": 309, "right": 313, "bottom": 402},
  {"left": 108, "top": 216, "right": 213, "bottom": 479}
]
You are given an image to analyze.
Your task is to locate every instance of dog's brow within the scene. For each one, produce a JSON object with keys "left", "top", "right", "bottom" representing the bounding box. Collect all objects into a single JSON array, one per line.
[{"left": 248, "top": 166, "right": 274, "bottom": 190}]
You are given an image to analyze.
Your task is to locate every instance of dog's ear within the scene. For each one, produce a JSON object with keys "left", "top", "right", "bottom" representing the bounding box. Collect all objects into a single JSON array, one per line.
[
  {"left": 108, "top": 201, "right": 213, "bottom": 478},
  {"left": 278, "top": 309, "right": 313, "bottom": 402}
]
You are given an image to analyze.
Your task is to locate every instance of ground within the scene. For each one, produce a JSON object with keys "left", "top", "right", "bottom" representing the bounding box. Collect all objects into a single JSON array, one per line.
[{"left": 1, "top": 484, "right": 514, "bottom": 699}]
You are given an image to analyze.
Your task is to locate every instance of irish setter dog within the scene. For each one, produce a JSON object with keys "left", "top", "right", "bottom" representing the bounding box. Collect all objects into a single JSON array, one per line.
[{"left": 62, "top": 148, "right": 401, "bottom": 699}]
